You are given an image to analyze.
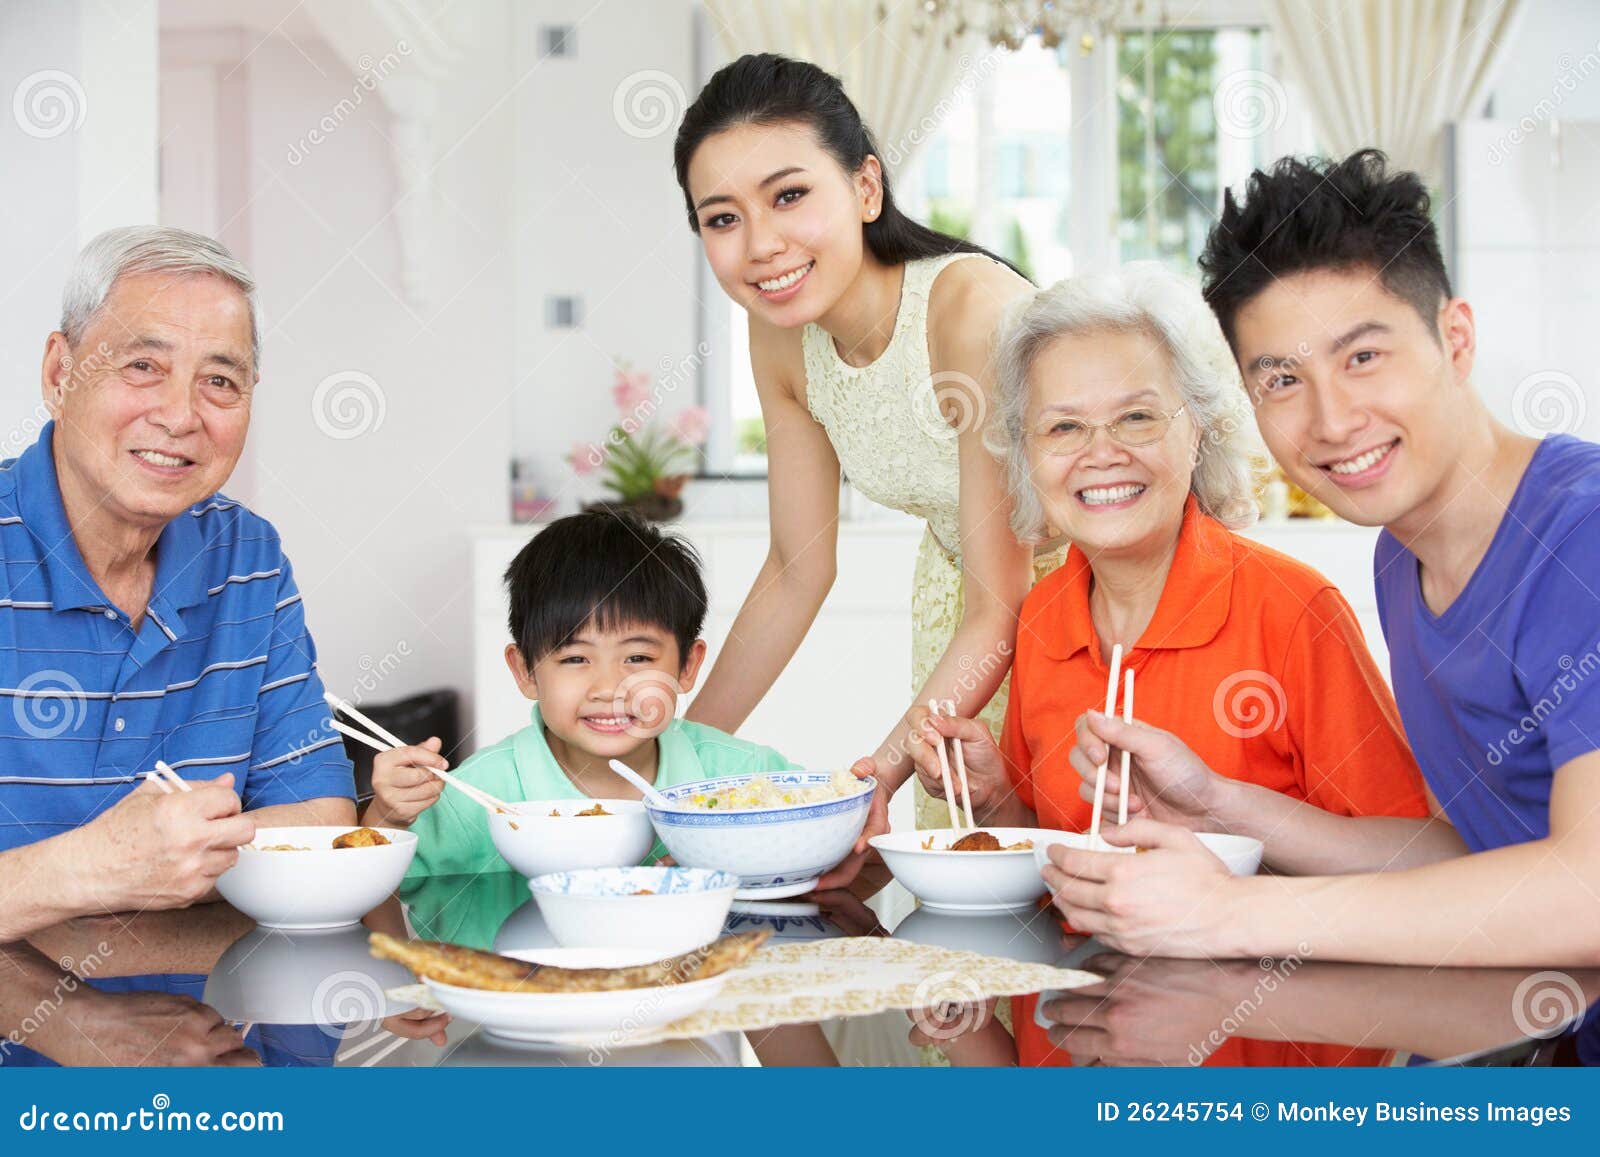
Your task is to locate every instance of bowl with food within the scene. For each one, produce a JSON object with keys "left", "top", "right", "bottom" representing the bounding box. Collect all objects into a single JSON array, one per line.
[
  {"left": 527, "top": 866, "right": 741, "bottom": 952},
  {"left": 488, "top": 799, "right": 654, "bottom": 879},
  {"left": 869, "top": 827, "right": 1070, "bottom": 912},
  {"left": 1030, "top": 831, "right": 1265, "bottom": 877},
  {"left": 216, "top": 826, "right": 416, "bottom": 929},
  {"left": 645, "top": 771, "right": 875, "bottom": 899}
]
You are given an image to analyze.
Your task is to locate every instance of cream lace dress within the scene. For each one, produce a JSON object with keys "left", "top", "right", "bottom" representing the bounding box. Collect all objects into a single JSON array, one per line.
[{"left": 802, "top": 253, "right": 1067, "bottom": 830}]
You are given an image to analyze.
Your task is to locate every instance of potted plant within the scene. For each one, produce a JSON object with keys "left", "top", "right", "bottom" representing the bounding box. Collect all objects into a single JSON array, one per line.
[{"left": 568, "top": 366, "right": 710, "bottom": 522}]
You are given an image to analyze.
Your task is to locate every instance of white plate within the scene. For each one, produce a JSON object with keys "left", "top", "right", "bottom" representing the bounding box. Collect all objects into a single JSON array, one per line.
[
  {"left": 421, "top": 946, "right": 728, "bottom": 1043},
  {"left": 733, "top": 877, "right": 818, "bottom": 901}
]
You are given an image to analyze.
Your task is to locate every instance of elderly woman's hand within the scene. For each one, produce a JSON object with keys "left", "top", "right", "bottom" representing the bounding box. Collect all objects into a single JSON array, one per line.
[
  {"left": 1069, "top": 710, "right": 1226, "bottom": 831},
  {"left": 906, "top": 711, "right": 1019, "bottom": 822}
]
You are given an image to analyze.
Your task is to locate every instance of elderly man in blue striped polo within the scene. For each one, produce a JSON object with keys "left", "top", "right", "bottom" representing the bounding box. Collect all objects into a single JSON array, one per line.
[{"left": 0, "top": 226, "right": 356, "bottom": 941}]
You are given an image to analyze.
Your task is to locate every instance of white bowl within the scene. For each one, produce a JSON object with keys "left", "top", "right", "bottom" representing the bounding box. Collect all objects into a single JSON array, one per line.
[
  {"left": 1031, "top": 830, "right": 1265, "bottom": 877},
  {"left": 646, "top": 772, "right": 875, "bottom": 897},
  {"left": 488, "top": 799, "right": 654, "bottom": 878},
  {"left": 527, "top": 866, "right": 740, "bottom": 953},
  {"left": 204, "top": 924, "right": 414, "bottom": 1025},
  {"left": 216, "top": 826, "right": 416, "bottom": 930},
  {"left": 870, "top": 828, "right": 1069, "bottom": 912},
  {"left": 423, "top": 946, "right": 728, "bottom": 1043}
]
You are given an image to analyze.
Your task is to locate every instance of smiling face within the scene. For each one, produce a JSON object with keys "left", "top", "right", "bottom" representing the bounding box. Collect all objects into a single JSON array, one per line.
[
  {"left": 1024, "top": 328, "right": 1199, "bottom": 559},
  {"left": 1232, "top": 267, "right": 1473, "bottom": 529},
  {"left": 506, "top": 621, "right": 708, "bottom": 762},
  {"left": 44, "top": 270, "right": 255, "bottom": 533},
  {"left": 685, "top": 121, "right": 878, "bottom": 327}
]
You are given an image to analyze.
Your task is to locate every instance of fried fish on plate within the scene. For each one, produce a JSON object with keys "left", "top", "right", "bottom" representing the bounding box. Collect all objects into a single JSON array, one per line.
[{"left": 369, "top": 929, "right": 769, "bottom": 993}]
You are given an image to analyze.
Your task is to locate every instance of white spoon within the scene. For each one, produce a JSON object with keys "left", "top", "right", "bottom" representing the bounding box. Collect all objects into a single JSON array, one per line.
[{"left": 608, "top": 760, "right": 678, "bottom": 810}]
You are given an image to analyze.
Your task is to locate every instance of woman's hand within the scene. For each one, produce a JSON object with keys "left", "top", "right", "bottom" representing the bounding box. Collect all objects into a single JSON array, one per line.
[
  {"left": 906, "top": 996, "right": 1015, "bottom": 1065},
  {"left": 1039, "top": 817, "right": 1240, "bottom": 958},
  {"left": 1069, "top": 711, "right": 1228, "bottom": 831},
  {"left": 812, "top": 757, "right": 888, "bottom": 891}
]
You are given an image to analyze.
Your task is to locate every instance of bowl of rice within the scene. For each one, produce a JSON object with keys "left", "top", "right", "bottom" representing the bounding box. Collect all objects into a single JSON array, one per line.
[{"left": 644, "top": 770, "right": 875, "bottom": 899}]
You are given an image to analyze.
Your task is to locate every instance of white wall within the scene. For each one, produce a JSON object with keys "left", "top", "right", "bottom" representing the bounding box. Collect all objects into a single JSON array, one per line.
[
  {"left": 0, "top": 0, "right": 158, "bottom": 455},
  {"left": 1488, "top": 0, "right": 1600, "bottom": 121},
  {"left": 204, "top": 12, "right": 515, "bottom": 738},
  {"left": 509, "top": 0, "right": 704, "bottom": 508}
]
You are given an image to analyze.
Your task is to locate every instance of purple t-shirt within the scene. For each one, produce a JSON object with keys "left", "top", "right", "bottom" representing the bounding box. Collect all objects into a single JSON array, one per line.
[{"left": 1375, "top": 434, "right": 1600, "bottom": 852}]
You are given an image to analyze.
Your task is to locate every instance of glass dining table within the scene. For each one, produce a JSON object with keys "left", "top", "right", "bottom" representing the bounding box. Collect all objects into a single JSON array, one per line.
[{"left": 6, "top": 865, "right": 1597, "bottom": 1069}]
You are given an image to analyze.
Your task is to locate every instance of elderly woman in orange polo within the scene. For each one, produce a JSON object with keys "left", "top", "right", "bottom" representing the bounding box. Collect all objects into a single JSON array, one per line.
[{"left": 903, "top": 263, "right": 1433, "bottom": 1068}]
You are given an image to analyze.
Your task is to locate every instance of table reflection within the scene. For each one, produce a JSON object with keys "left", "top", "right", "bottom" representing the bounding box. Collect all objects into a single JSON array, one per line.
[{"left": 3, "top": 873, "right": 1594, "bottom": 1068}]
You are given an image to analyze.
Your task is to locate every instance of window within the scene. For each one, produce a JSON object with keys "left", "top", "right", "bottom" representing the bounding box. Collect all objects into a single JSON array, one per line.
[{"left": 700, "top": 22, "right": 1308, "bottom": 475}]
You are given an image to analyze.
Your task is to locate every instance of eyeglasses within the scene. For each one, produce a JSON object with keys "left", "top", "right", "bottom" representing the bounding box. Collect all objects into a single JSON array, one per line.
[{"left": 1029, "top": 404, "right": 1188, "bottom": 457}]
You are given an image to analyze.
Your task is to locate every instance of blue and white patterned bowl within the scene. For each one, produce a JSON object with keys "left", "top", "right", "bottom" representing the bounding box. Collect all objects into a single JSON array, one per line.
[
  {"left": 527, "top": 866, "right": 741, "bottom": 952},
  {"left": 646, "top": 772, "right": 876, "bottom": 892}
]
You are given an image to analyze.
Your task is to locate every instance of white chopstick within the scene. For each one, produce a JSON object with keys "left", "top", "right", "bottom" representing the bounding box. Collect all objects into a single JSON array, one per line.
[
  {"left": 144, "top": 761, "right": 192, "bottom": 795},
  {"left": 324, "top": 693, "right": 517, "bottom": 815},
  {"left": 927, "top": 698, "right": 962, "bottom": 830},
  {"left": 939, "top": 700, "right": 976, "bottom": 830},
  {"left": 323, "top": 691, "right": 406, "bottom": 749},
  {"left": 1087, "top": 643, "right": 1124, "bottom": 849},
  {"left": 1117, "top": 669, "right": 1134, "bottom": 827}
]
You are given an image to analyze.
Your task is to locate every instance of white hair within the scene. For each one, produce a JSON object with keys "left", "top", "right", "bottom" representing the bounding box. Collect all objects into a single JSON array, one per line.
[
  {"left": 60, "top": 226, "right": 260, "bottom": 368},
  {"left": 987, "top": 261, "right": 1268, "bottom": 541}
]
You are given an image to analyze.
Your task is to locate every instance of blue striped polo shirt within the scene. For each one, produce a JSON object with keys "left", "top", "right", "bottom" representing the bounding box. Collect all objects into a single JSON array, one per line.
[{"left": 0, "top": 422, "right": 354, "bottom": 854}]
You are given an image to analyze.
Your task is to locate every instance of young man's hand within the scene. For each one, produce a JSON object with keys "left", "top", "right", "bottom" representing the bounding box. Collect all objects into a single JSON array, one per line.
[{"left": 363, "top": 737, "right": 449, "bottom": 828}]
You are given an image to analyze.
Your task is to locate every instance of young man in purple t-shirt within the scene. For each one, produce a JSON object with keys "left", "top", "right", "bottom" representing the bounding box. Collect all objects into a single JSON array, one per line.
[{"left": 1042, "top": 150, "right": 1600, "bottom": 971}]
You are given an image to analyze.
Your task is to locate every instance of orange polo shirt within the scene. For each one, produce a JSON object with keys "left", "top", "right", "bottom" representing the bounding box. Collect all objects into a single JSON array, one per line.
[{"left": 1004, "top": 497, "right": 1428, "bottom": 1068}]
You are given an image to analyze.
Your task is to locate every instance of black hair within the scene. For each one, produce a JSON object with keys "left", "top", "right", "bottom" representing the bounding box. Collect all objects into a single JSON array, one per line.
[
  {"left": 673, "top": 53, "right": 1025, "bottom": 279},
  {"left": 1198, "top": 149, "right": 1452, "bottom": 351},
  {"left": 504, "top": 510, "right": 707, "bottom": 669}
]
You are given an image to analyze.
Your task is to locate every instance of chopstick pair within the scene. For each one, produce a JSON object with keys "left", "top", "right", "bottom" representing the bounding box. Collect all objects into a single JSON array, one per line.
[
  {"left": 323, "top": 691, "right": 517, "bottom": 816},
  {"left": 1087, "top": 644, "right": 1136, "bottom": 849},
  {"left": 926, "top": 698, "right": 976, "bottom": 832},
  {"left": 143, "top": 760, "right": 191, "bottom": 794}
]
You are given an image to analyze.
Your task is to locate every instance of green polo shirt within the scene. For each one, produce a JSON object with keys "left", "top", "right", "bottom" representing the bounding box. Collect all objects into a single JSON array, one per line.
[{"left": 402, "top": 703, "right": 797, "bottom": 881}]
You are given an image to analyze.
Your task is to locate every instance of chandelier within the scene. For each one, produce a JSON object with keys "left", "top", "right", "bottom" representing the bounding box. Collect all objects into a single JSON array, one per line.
[{"left": 895, "top": 1, "right": 1145, "bottom": 53}]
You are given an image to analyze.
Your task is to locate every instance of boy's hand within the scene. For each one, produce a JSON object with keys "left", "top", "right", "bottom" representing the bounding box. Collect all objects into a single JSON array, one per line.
[{"left": 363, "top": 737, "right": 448, "bottom": 828}]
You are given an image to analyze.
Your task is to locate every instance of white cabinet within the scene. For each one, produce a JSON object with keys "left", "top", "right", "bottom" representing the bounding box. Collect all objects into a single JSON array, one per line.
[{"left": 469, "top": 517, "right": 1387, "bottom": 767}]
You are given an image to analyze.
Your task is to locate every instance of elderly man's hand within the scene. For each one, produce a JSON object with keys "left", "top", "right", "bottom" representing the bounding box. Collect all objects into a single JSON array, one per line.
[{"left": 71, "top": 773, "right": 255, "bottom": 915}]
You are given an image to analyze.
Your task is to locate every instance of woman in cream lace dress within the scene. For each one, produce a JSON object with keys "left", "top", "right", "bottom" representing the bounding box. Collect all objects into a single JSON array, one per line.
[{"left": 673, "top": 53, "right": 1065, "bottom": 844}]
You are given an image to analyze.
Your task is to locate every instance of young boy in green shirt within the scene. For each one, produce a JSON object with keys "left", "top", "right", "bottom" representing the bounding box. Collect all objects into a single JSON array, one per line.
[{"left": 360, "top": 510, "right": 798, "bottom": 879}]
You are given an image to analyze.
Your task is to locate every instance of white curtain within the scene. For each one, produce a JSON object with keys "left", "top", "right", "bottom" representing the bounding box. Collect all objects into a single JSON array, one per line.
[
  {"left": 701, "top": 0, "right": 985, "bottom": 172},
  {"left": 1268, "top": 0, "right": 1527, "bottom": 184}
]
